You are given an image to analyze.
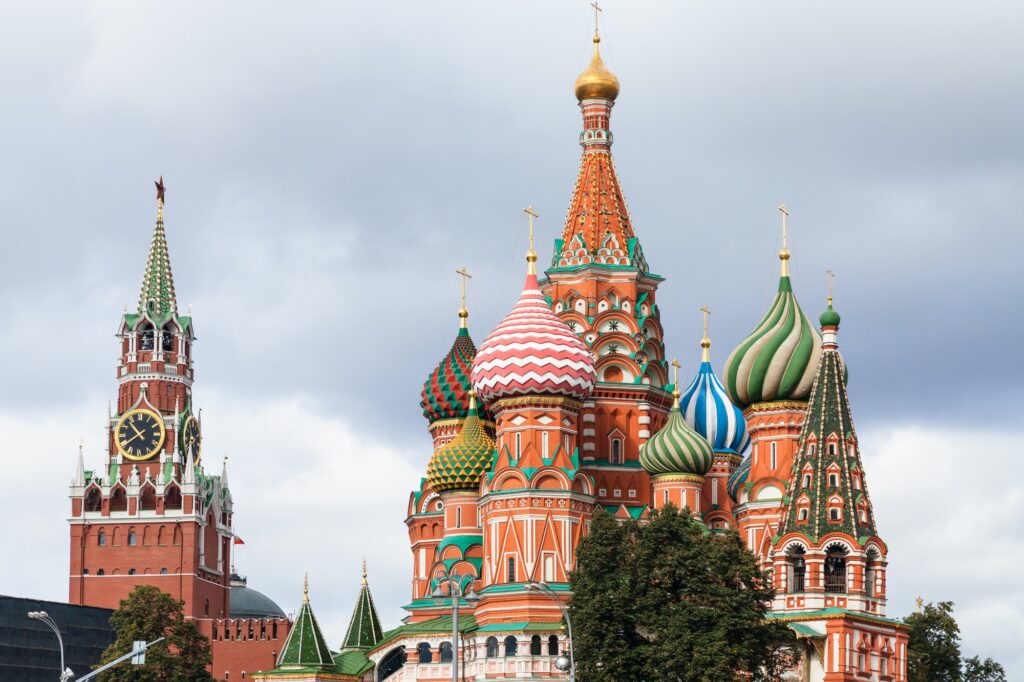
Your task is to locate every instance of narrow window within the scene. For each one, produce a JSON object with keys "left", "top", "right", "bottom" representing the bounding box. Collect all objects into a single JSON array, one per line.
[
  {"left": 711, "top": 483, "right": 718, "bottom": 506},
  {"left": 542, "top": 432, "right": 549, "bottom": 459},
  {"left": 128, "top": 568, "right": 136, "bottom": 575},
  {"left": 611, "top": 439, "right": 622, "bottom": 464},
  {"left": 455, "top": 507, "right": 462, "bottom": 529},
  {"left": 98, "top": 531, "right": 106, "bottom": 546},
  {"left": 439, "top": 642, "right": 453, "bottom": 663},
  {"left": 530, "top": 635, "right": 542, "bottom": 655},
  {"left": 417, "top": 642, "right": 432, "bottom": 663},
  {"left": 272, "top": 622, "right": 278, "bottom": 639},
  {"left": 829, "top": 473, "right": 838, "bottom": 487},
  {"left": 515, "top": 433, "right": 522, "bottom": 458},
  {"left": 504, "top": 636, "right": 518, "bottom": 657},
  {"left": 547, "top": 635, "right": 559, "bottom": 655},
  {"left": 507, "top": 556, "right": 516, "bottom": 583},
  {"left": 803, "top": 474, "right": 812, "bottom": 488},
  {"left": 798, "top": 508, "right": 809, "bottom": 521},
  {"left": 770, "top": 442, "right": 777, "bottom": 470},
  {"left": 809, "top": 444, "right": 816, "bottom": 456},
  {"left": 830, "top": 508, "right": 841, "bottom": 521},
  {"left": 829, "top": 442, "right": 837, "bottom": 455},
  {"left": 486, "top": 637, "right": 498, "bottom": 657},
  {"left": 127, "top": 531, "right": 137, "bottom": 546},
  {"left": 564, "top": 435, "right": 570, "bottom": 454},
  {"left": 97, "top": 569, "right": 105, "bottom": 576},
  {"left": 788, "top": 547, "right": 806, "bottom": 593}
]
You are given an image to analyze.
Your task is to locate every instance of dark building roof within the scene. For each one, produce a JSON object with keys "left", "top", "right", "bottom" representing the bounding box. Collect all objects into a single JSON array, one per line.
[
  {"left": 0, "top": 595, "right": 114, "bottom": 681},
  {"left": 230, "top": 575, "right": 286, "bottom": 619}
]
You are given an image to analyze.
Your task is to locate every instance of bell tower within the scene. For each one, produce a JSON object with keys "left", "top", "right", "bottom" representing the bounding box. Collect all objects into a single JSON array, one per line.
[{"left": 68, "top": 179, "right": 234, "bottom": 622}]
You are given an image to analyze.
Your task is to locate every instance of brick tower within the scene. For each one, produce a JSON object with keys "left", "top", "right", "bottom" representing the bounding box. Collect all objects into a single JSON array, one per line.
[
  {"left": 68, "top": 179, "right": 234, "bottom": 621},
  {"left": 767, "top": 298, "right": 909, "bottom": 680}
]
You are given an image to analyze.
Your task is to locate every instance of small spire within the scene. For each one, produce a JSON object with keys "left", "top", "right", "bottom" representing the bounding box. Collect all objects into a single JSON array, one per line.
[
  {"left": 183, "top": 445, "right": 196, "bottom": 485},
  {"left": 455, "top": 267, "right": 472, "bottom": 329},
  {"left": 699, "top": 305, "right": 712, "bottom": 363},
  {"left": 155, "top": 176, "right": 166, "bottom": 220},
  {"left": 73, "top": 439, "right": 86, "bottom": 486},
  {"left": 827, "top": 269, "right": 835, "bottom": 308},
  {"left": 523, "top": 205, "right": 539, "bottom": 275},
  {"left": 139, "top": 177, "right": 178, "bottom": 319},
  {"left": 467, "top": 390, "right": 479, "bottom": 415},
  {"left": 361, "top": 559, "right": 368, "bottom": 586},
  {"left": 670, "top": 358, "right": 682, "bottom": 408},
  {"left": 778, "top": 204, "right": 791, "bottom": 277},
  {"left": 221, "top": 456, "right": 230, "bottom": 489},
  {"left": 303, "top": 572, "right": 310, "bottom": 604}
]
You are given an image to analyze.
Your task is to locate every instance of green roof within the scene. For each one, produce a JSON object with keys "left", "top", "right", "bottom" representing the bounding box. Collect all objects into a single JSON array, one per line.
[
  {"left": 137, "top": 204, "right": 178, "bottom": 322},
  {"left": 381, "top": 613, "right": 478, "bottom": 643},
  {"left": 340, "top": 570, "right": 384, "bottom": 652},
  {"left": 276, "top": 584, "right": 334, "bottom": 671}
]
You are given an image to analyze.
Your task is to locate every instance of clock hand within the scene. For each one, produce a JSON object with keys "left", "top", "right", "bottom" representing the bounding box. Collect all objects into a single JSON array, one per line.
[
  {"left": 122, "top": 431, "right": 144, "bottom": 445},
  {"left": 130, "top": 424, "right": 145, "bottom": 439}
]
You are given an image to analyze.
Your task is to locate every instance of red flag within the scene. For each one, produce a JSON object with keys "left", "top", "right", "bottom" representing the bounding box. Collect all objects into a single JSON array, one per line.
[{"left": 234, "top": 536, "right": 245, "bottom": 545}]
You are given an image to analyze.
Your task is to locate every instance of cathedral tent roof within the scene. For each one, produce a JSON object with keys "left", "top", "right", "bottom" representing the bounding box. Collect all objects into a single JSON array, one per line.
[
  {"left": 340, "top": 564, "right": 384, "bottom": 652},
  {"left": 276, "top": 577, "right": 334, "bottom": 671}
]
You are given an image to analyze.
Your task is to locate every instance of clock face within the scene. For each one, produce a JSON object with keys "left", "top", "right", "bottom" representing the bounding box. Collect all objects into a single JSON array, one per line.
[
  {"left": 181, "top": 414, "right": 202, "bottom": 462},
  {"left": 115, "top": 409, "right": 166, "bottom": 461}
]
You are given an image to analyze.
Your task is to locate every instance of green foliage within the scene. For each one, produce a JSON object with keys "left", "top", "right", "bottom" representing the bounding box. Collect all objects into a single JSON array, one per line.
[
  {"left": 570, "top": 506, "right": 793, "bottom": 681},
  {"left": 95, "top": 585, "right": 215, "bottom": 682},
  {"left": 962, "top": 656, "right": 1007, "bottom": 682},
  {"left": 905, "top": 600, "right": 1005, "bottom": 682}
]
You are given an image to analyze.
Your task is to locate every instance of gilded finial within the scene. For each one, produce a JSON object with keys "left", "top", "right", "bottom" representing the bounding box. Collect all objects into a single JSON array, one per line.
[
  {"left": 591, "top": 2, "right": 602, "bottom": 40},
  {"left": 826, "top": 269, "right": 834, "bottom": 307},
  {"left": 778, "top": 204, "right": 790, "bottom": 276},
  {"left": 155, "top": 176, "right": 166, "bottom": 221},
  {"left": 698, "top": 305, "right": 711, "bottom": 362},
  {"left": 523, "top": 206, "right": 539, "bottom": 275},
  {"left": 670, "top": 358, "right": 682, "bottom": 407},
  {"left": 574, "top": 5, "right": 620, "bottom": 101},
  {"left": 456, "top": 267, "right": 472, "bottom": 328},
  {"left": 915, "top": 596, "right": 924, "bottom": 612},
  {"left": 303, "top": 572, "right": 310, "bottom": 604},
  {"left": 468, "top": 390, "right": 478, "bottom": 412},
  {"left": 362, "top": 559, "right": 368, "bottom": 586}
]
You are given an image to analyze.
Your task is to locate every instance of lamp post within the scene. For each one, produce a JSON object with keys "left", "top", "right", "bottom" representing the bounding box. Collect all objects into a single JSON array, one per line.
[
  {"left": 27, "top": 611, "right": 74, "bottom": 681},
  {"left": 524, "top": 581, "right": 575, "bottom": 682},
  {"left": 431, "top": 567, "right": 479, "bottom": 682}
]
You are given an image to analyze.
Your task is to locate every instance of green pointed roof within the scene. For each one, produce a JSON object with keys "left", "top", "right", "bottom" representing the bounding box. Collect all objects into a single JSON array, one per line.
[
  {"left": 777, "top": 313, "right": 877, "bottom": 542},
  {"left": 138, "top": 185, "right": 178, "bottom": 322},
  {"left": 341, "top": 563, "right": 384, "bottom": 652},
  {"left": 277, "top": 576, "right": 334, "bottom": 671}
]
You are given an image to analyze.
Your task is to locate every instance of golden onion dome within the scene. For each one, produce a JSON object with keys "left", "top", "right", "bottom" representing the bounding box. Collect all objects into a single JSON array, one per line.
[{"left": 574, "top": 36, "right": 620, "bottom": 102}]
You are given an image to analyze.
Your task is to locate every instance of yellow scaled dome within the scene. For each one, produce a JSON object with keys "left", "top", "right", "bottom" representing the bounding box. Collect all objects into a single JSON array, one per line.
[{"left": 574, "top": 36, "right": 620, "bottom": 101}]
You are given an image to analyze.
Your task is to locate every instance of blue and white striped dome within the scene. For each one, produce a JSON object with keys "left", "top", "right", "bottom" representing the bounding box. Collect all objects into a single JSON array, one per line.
[{"left": 680, "top": 360, "right": 750, "bottom": 455}]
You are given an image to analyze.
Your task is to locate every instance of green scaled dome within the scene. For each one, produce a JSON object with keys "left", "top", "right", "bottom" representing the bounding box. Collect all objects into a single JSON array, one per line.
[
  {"left": 724, "top": 275, "right": 822, "bottom": 409},
  {"left": 426, "top": 394, "right": 495, "bottom": 493},
  {"left": 421, "top": 325, "right": 478, "bottom": 424},
  {"left": 819, "top": 302, "right": 841, "bottom": 327},
  {"left": 639, "top": 401, "right": 714, "bottom": 477}
]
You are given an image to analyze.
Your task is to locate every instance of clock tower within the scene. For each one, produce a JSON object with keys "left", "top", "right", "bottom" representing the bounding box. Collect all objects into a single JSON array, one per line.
[{"left": 68, "top": 179, "right": 234, "bottom": 622}]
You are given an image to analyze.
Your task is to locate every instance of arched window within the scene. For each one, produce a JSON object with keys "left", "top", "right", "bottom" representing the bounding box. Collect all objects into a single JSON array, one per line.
[
  {"left": 161, "top": 328, "right": 174, "bottom": 352},
  {"left": 547, "top": 635, "right": 559, "bottom": 655},
  {"left": 828, "top": 442, "right": 837, "bottom": 455},
  {"left": 486, "top": 637, "right": 499, "bottom": 657},
  {"left": 504, "top": 636, "right": 518, "bottom": 657},
  {"left": 128, "top": 568, "right": 136, "bottom": 575},
  {"left": 610, "top": 439, "right": 622, "bottom": 465},
  {"left": 829, "top": 508, "right": 841, "bottom": 521},
  {"left": 439, "top": 642, "right": 453, "bottom": 663},
  {"left": 825, "top": 544, "right": 849, "bottom": 594},
  {"left": 787, "top": 546, "right": 806, "bottom": 593},
  {"left": 85, "top": 488, "right": 103, "bottom": 512},
  {"left": 798, "top": 508, "right": 809, "bottom": 521},
  {"left": 98, "top": 531, "right": 106, "bottom": 546},
  {"left": 378, "top": 648, "right": 407, "bottom": 681},
  {"left": 97, "top": 569, "right": 105, "bottom": 576},
  {"left": 416, "top": 642, "right": 432, "bottom": 663},
  {"left": 109, "top": 487, "right": 128, "bottom": 512},
  {"left": 802, "top": 474, "right": 812, "bottom": 488},
  {"left": 139, "top": 324, "right": 155, "bottom": 351},
  {"left": 164, "top": 486, "right": 182, "bottom": 510},
  {"left": 127, "top": 531, "right": 137, "bottom": 546},
  {"left": 82, "top": 569, "right": 89, "bottom": 576},
  {"left": 530, "top": 635, "right": 542, "bottom": 655}
]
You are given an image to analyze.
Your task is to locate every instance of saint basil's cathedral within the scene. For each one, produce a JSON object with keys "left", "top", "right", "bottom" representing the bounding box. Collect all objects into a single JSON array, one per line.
[{"left": 64, "top": 19, "right": 908, "bottom": 682}]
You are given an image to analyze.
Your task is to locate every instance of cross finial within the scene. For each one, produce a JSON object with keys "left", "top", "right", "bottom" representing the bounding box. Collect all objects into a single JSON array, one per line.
[
  {"left": 670, "top": 358, "right": 682, "bottom": 406},
  {"left": 826, "top": 269, "right": 835, "bottom": 306},
  {"left": 591, "top": 2, "right": 602, "bottom": 38},
  {"left": 362, "top": 558, "right": 368, "bottom": 586},
  {"left": 523, "top": 205, "right": 539, "bottom": 274},
  {"left": 778, "top": 204, "right": 791, "bottom": 276},
  {"left": 698, "top": 305, "right": 712, "bottom": 362},
  {"left": 303, "top": 572, "right": 310, "bottom": 604},
  {"left": 915, "top": 596, "right": 924, "bottom": 612},
  {"left": 670, "top": 358, "right": 681, "bottom": 387},
  {"left": 455, "top": 267, "right": 472, "bottom": 327}
]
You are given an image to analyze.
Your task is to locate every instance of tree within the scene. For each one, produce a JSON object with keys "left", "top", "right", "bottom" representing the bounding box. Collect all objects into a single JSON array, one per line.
[
  {"left": 95, "top": 585, "right": 214, "bottom": 682},
  {"left": 962, "top": 656, "right": 1007, "bottom": 682},
  {"left": 571, "top": 506, "right": 793, "bottom": 681}
]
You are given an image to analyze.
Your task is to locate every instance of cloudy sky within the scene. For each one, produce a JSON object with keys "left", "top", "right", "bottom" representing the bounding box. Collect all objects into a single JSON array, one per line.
[{"left": 1, "top": 0, "right": 1022, "bottom": 676}]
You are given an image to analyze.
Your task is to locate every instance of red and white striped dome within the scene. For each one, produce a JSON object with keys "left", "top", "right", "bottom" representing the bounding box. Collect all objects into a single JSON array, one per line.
[{"left": 472, "top": 274, "right": 596, "bottom": 404}]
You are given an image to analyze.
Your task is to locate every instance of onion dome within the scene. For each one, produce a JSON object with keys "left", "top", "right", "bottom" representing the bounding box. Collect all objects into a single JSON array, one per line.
[
  {"left": 472, "top": 273, "right": 596, "bottom": 404},
  {"left": 640, "top": 386, "right": 714, "bottom": 477},
  {"left": 680, "top": 334, "right": 750, "bottom": 455},
  {"left": 724, "top": 264, "right": 822, "bottom": 409},
  {"left": 421, "top": 322, "right": 478, "bottom": 424},
  {"left": 820, "top": 300, "right": 841, "bottom": 328},
  {"left": 727, "top": 456, "right": 752, "bottom": 502},
  {"left": 574, "top": 36, "right": 620, "bottom": 101},
  {"left": 426, "top": 393, "right": 495, "bottom": 493}
]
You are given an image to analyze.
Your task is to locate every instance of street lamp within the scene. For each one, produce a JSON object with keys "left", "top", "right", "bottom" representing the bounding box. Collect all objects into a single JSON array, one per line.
[
  {"left": 27, "top": 611, "right": 75, "bottom": 681},
  {"left": 524, "top": 581, "right": 575, "bottom": 682},
  {"left": 431, "top": 566, "right": 479, "bottom": 682}
]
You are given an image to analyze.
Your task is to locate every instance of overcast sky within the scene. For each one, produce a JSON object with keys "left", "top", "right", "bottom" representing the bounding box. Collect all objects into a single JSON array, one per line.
[{"left": 1, "top": 1, "right": 1022, "bottom": 676}]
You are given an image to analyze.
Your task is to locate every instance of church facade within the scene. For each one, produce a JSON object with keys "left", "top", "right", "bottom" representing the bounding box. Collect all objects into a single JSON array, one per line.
[{"left": 66, "top": 20, "right": 908, "bottom": 682}]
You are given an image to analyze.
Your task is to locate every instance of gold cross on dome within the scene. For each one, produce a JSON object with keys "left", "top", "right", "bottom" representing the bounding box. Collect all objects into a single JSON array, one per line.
[
  {"left": 591, "top": 2, "right": 602, "bottom": 36},
  {"left": 699, "top": 304, "right": 711, "bottom": 338},
  {"left": 826, "top": 269, "right": 835, "bottom": 305},
  {"left": 455, "top": 267, "right": 472, "bottom": 308},
  {"left": 671, "top": 358, "right": 681, "bottom": 387},
  {"left": 523, "top": 205, "right": 538, "bottom": 252},
  {"left": 523, "top": 205, "right": 539, "bottom": 273},
  {"left": 778, "top": 204, "right": 789, "bottom": 250}
]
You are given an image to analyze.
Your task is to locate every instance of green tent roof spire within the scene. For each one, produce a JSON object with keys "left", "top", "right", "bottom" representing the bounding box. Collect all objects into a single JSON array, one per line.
[
  {"left": 276, "top": 573, "right": 335, "bottom": 671},
  {"left": 341, "top": 560, "right": 384, "bottom": 652},
  {"left": 138, "top": 176, "right": 178, "bottom": 320}
]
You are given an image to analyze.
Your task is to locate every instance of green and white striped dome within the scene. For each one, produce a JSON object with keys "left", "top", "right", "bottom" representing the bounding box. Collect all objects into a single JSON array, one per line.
[
  {"left": 724, "top": 275, "right": 822, "bottom": 409},
  {"left": 639, "top": 402, "right": 714, "bottom": 477}
]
